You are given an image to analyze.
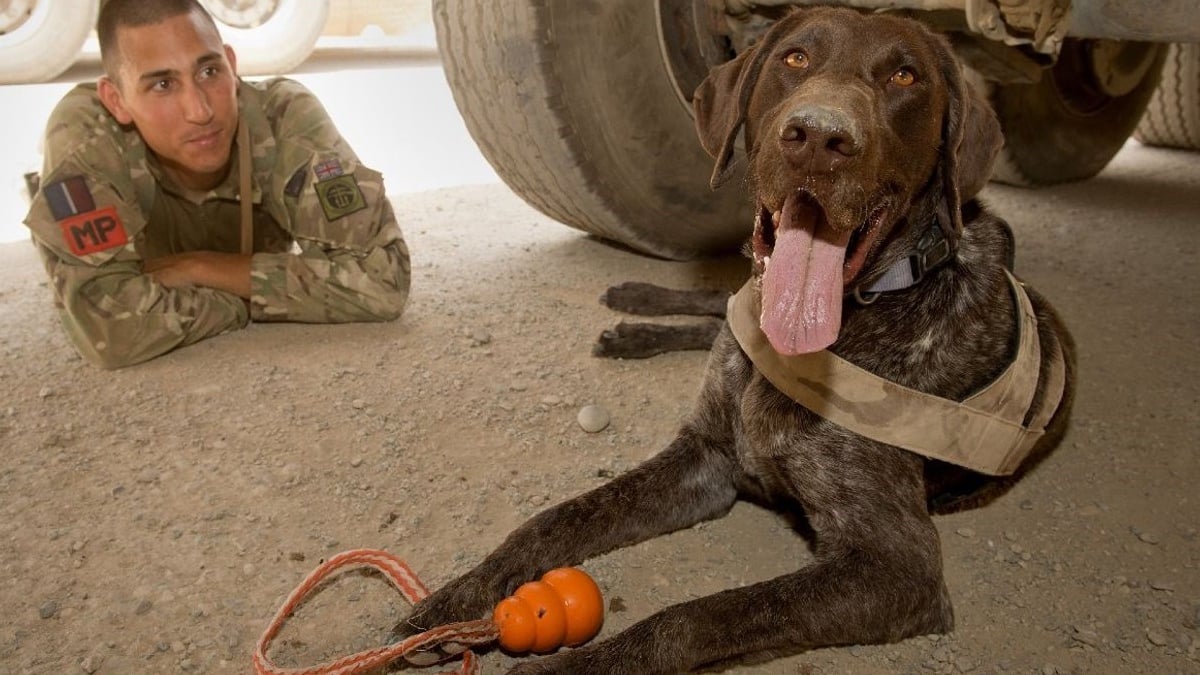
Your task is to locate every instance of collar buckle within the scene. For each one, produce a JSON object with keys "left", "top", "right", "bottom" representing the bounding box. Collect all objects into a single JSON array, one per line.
[
  {"left": 914, "top": 228, "right": 952, "bottom": 283},
  {"left": 848, "top": 223, "right": 954, "bottom": 304}
]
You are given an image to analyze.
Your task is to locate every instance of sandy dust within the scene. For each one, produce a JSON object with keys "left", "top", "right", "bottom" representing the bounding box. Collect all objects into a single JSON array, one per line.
[{"left": 0, "top": 68, "right": 1198, "bottom": 675}]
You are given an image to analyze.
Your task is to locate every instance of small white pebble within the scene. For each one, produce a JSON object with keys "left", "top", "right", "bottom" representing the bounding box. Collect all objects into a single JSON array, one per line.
[{"left": 577, "top": 405, "right": 610, "bottom": 433}]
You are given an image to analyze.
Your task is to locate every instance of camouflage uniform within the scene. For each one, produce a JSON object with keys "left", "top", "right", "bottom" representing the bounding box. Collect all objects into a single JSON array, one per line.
[{"left": 23, "top": 78, "right": 411, "bottom": 369}]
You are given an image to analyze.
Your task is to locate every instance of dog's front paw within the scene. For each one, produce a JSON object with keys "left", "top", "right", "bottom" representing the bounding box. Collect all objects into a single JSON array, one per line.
[
  {"left": 506, "top": 648, "right": 597, "bottom": 675},
  {"left": 390, "top": 571, "right": 502, "bottom": 667},
  {"left": 393, "top": 573, "right": 498, "bottom": 639}
]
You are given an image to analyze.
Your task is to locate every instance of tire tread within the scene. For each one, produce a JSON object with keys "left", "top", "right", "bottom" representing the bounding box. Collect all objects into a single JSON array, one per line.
[
  {"left": 1134, "top": 43, "right": 1200, "bottom": 150},
  {"left": 432, "top": 0, "right": 746, "bottom": 259},
  {"left": 434, "top": 1, "right": 632, "bottom": 248}
]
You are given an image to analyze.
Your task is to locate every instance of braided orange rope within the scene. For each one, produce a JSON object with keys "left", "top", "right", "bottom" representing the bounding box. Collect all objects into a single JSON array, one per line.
[{"left": 253, "top": 549, "right": 499, "bottom": 675}]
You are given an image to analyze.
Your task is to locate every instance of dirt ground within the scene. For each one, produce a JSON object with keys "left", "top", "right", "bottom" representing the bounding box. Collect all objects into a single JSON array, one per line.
[{"left": 2, "top": 132, "right": 1199, "bottom": 674}]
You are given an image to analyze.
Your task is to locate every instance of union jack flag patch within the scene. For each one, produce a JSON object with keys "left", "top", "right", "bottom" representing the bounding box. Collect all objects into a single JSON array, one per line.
[{"left": 313, "top": 158, "right": 344, "bottom": 182}]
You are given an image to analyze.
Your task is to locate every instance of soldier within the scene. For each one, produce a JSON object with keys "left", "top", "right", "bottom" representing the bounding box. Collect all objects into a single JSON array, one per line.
[{"left": 23, "top": 0, "right": 411, "bottom": 369}]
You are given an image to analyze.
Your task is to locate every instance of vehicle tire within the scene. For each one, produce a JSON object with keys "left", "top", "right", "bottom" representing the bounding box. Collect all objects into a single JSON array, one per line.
[
  {"left": 0, "top": 0, "right": 97, "bottom": 84},
  {"left": 1134, "top": 43, "right": 1200, "bottom": 151},
  {"left": 990, "top": 39, "right": 1166, "bottom": 186},
  {"left": 432, "top": 0, "right": 748, "bottom": 260},
  {"left": 201, "top": 0, "right": 328, "bottom": 76}
]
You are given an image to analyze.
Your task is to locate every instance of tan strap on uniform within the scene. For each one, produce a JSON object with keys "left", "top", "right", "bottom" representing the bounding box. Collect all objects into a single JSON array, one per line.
[
  {"left": 728, "top": 271, "right": 1067, "bottom": 476},
  {"left": 238, "top": 117, "right": 254, "bottom": 256}
]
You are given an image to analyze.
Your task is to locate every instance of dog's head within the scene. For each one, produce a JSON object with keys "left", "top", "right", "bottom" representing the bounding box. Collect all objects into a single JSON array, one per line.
[{"left": 693, "top": 7, "right": 1002, "bottom": 355}]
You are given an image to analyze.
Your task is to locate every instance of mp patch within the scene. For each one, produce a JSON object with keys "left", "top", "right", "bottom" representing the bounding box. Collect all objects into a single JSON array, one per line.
[
  {"left": 315, "top": 175, "right": 366, "bottom": 221},
  {"left": 44, "top": 175, "right": 96, "bottom": 221},
  {"left": 313, "top": 158, "right": 344, "bottom": 182},
  {"left": 59, "top": 206, "right": 127, "bottom": 256}
]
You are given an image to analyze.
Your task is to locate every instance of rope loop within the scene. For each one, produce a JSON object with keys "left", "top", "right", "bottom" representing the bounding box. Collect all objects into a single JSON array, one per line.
[{"left": 253, "top": 548, "right": 499, "bottom": 675}]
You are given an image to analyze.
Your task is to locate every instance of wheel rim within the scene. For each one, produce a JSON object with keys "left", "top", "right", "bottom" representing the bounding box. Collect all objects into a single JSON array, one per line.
[
  {"left": 1089, "top": 39, "right": 1160, "bottom": 97},
  {"left": 201, "top": 0, "right": 280, "bottom": 29},
  {"left": 1051, "top": 39, "right": 1159, "bottom": 116},
  {"left": 0, "top": 0, "right": 36, "bottom": 36},
  {"left": 656, "top": 0, "right": 733, "bottom": 111}
]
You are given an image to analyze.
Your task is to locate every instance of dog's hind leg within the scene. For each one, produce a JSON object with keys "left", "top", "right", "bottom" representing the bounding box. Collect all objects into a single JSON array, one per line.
[
  {"left": 593, "top": 283, "right": 730, "bottom": 358},
  {"left": 600, "top": 282, "right": 729, "bottom": 317},
  {"left": 593, "top": 318, "right": 724, "bottom": 358},
  {"left": 396, "top": 425, "right": 741, "bottom": 639}
]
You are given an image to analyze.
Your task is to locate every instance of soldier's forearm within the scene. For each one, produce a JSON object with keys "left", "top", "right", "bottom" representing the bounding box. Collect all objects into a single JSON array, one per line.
[
  {"left": 144, "top": 251, "right": 252, "bottom": 299},
  {"left": 62, "top": 282, "right": 249, "bottom": 369},
  {"left": 248, "top": 241, "right": 410, "bottom": 323}
]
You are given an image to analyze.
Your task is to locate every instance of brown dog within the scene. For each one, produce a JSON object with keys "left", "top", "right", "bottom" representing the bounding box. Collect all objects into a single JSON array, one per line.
[{"left": 397, "top": 7, "right": 1075, "bottom": 673}]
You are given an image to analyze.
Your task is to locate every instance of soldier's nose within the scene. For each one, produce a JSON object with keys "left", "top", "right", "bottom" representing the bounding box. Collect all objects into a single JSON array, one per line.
[{"left": 181, "top": 85, "right": 214, "bottom": 123}]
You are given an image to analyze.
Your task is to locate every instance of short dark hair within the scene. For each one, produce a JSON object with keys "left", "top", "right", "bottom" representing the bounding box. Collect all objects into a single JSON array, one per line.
[{"left": 98, "top": 0, "right": 221, "bottom": 81}]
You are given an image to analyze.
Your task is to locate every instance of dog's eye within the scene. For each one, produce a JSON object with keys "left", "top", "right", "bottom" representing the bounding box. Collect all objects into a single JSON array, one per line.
[
  {"left": 889, "top": 68, "right": 917, "bottom": 87},
  {"left": 783, "top": 50, "right": 809, "bottom": 69}
]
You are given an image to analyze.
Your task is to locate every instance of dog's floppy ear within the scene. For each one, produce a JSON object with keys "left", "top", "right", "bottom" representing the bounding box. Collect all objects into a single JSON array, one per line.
[
  {"left": 693, "top": 47, "right": 762, "bottom": 189},
  {"left": 936, "top": 55, "right": 1003, "bottom": 238},
  {"left": 693, "top": 12, "right": 808, "bottom": 190}
]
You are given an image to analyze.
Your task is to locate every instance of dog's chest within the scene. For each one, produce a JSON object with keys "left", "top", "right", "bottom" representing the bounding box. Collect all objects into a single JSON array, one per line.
[{"left": 732, "top": 371, "right": 877, "bottom": 498}]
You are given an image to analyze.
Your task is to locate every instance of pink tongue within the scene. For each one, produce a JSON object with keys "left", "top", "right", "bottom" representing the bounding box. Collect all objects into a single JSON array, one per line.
[{"left": 760, "top": 198, "right": 850, "bottom": 355}]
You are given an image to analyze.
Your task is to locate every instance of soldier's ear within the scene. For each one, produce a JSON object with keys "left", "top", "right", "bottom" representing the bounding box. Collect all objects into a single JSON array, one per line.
[
  {"left": 98, "top": 76, "right": 133, "bottom": 126},
  {"left": 224, "top": 44, "right": 238, "bottom": 77}
]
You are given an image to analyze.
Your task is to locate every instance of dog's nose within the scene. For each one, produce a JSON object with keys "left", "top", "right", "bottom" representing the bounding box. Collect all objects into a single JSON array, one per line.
[{"left": 779, "top": 105, "right": 862, "bottom": 171}]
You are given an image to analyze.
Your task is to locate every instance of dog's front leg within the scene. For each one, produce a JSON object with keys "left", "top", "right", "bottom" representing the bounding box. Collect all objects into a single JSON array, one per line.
[
  {"left": 507, "top": 522, "right": 953, "bottom": 675},
  {"left": 397, "top": 425, "right": 740, "bottom": 637}
]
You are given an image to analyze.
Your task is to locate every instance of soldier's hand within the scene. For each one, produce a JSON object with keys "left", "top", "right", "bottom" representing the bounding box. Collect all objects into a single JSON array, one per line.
[{"left": 144, "top": 252, "right": 252, "bottom": 298}]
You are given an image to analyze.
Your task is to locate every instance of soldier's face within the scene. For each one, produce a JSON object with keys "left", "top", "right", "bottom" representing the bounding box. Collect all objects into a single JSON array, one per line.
[{"left": 98, "top": 10, "right": 240, "bottom": 192}]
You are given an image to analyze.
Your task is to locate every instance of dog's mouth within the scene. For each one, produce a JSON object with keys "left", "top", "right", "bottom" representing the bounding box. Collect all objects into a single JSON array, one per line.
[{"left": 752, "top": 190, "right": 889, "bottom": 355}]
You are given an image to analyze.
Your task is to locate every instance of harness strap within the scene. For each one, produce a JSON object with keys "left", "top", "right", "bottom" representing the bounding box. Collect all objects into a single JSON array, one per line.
[
  {"left": 728, "top": 271, "right": 1066, "bottom": 476},
  {"left": 238, "top": 117, "right": 254, "bottom": 256}
]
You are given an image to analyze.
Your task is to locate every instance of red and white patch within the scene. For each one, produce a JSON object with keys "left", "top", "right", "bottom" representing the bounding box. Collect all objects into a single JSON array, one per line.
[{"left": 58, "top": 207, "right": 128, "bottom": 257}]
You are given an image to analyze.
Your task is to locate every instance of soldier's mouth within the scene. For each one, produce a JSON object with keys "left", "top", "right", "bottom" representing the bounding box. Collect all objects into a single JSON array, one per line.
[{"left": 185, "top": 129, "right": 224, "bottom": 148}]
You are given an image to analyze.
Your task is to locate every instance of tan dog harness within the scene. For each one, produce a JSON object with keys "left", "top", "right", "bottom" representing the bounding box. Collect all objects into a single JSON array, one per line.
[{"left": 728, "top": 271, "right": 1067, "bottom": 475}]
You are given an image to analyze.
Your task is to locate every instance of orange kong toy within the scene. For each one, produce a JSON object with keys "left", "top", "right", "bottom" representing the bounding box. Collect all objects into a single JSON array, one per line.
[
  {"left": 493, "top": 566, "right": 605, "bottom": 652},
  {"left": 253, "top": 549, "right": 605, "bottom": 675}
]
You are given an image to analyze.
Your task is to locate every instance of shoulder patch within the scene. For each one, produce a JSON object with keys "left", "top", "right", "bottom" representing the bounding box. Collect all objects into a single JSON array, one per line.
[
  {"left": 315, "top": 175, "right": 366, "bottom": 221},
  {"left": 59, "top": 206, "right": 128, "bottom": 256},
  {"left": 43, "top": 176, "right": 96, "bottom": 221},
  {"left": 284, "top": 166, "right": 307, "bottom": 198},
  {"left": 313, "top": 158, "right": 344, "bottom": 182}
]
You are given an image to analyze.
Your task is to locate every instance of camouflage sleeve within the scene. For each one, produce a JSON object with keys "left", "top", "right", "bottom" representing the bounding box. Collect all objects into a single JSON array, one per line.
[
  {"left": 24, "top": 154, "right": 248, "bottom": 369},
  {"left": 249, "top": 79, "right": 411, "bottom": 323},
  {"left": 32, "top": 243, "right": 250, "bottom": 369},
  {"left": 248, "top": 169, "right": 410, "bottom": 323}
]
